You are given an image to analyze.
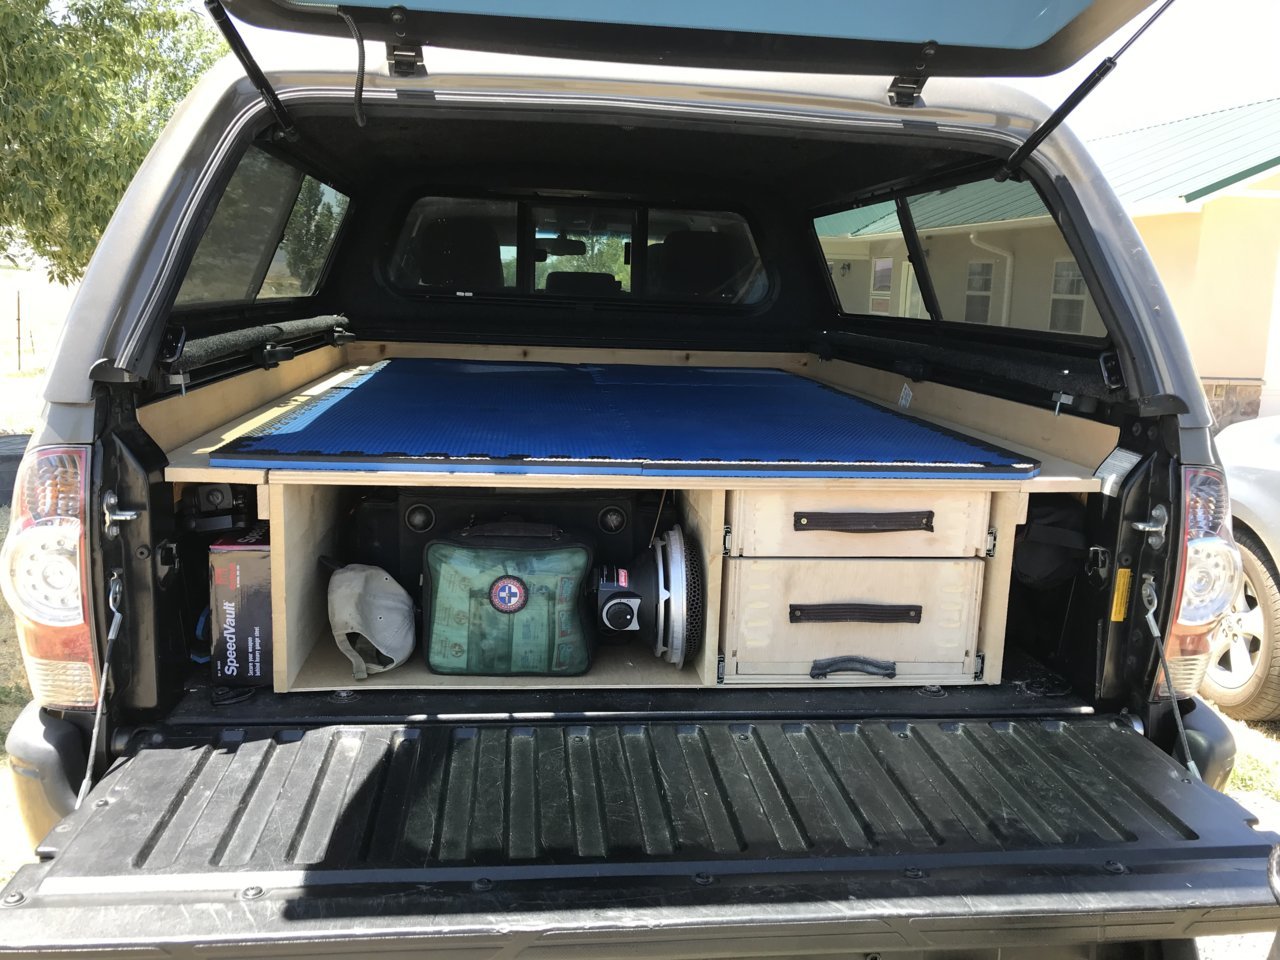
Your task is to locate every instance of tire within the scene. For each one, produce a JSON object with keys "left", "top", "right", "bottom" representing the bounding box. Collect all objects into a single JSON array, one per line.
[{"left": 1200, "top": 526, "right": 1280, "bottom": 721}]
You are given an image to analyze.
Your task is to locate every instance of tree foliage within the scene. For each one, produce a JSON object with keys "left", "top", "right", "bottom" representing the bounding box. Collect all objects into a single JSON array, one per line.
[{"left": 0, "top": 0, "right": 224, "bottom": 283}]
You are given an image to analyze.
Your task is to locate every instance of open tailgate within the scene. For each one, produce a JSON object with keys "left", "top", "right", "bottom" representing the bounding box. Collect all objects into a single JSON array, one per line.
[{"left": 3, "top": 716, "right": 1279, "bottom": 956}]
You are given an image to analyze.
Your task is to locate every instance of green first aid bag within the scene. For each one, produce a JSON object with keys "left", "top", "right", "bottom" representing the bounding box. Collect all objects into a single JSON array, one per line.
[{"left": 424, "top": 523, "right": 594, "bottom": 676}]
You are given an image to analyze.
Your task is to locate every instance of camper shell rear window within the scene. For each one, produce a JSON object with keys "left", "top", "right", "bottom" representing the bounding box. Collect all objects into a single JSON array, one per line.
[{"left": 387, "top": 197, "right": 768, "bottom": 306}]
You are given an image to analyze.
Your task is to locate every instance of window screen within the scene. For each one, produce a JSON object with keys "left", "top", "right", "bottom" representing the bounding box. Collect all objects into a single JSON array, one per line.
[
  {"left": 176, "top": 147, "right": 348, "bottom": 306},
  {"left": 814, "top": 178, "right": 1104, "bottom": 337}
]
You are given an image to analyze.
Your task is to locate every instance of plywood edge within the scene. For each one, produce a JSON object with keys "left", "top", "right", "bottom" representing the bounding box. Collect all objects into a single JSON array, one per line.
[
  {"left": 162, "top": 365, "right": 374, "bottom": 484},
  {"left": 347, "top": 340, "right": 813, "bottom": 372},
  {"left": 803, "top": 358, "right": 1113, "bottom": 494},
  {"left": 139, "top": 345, "right": 349, "bottom": 452},
  {"left": 264, "top": 469, "right": 1027, "bottom": 492}
]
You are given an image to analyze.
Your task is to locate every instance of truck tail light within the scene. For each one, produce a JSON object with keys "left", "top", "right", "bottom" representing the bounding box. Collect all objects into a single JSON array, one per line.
[
  {"left": 0, "top": 445, "right": 98, "bottom": 710},
  {"left": 1155, "top": 466, "right": 1242, "bottom": 698}
]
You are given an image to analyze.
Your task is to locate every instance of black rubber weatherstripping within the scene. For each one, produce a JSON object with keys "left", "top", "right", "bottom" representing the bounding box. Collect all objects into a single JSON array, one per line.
[
  {"left": 794, "top": 510, "right": 935, "bottom": 533},
  {"left": 790, "top": 603, "right": 923, "bottom": 624},
  {"left": 810, "top": 656, "right": 898, "bottom": 680}
]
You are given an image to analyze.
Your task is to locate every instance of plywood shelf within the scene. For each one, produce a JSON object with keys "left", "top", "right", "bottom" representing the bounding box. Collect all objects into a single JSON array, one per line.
[{"left": 290, "top": 638, "right": 707, "bottom": 692}]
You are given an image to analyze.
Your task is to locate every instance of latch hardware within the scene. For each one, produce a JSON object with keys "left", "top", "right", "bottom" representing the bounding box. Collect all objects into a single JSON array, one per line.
[
  {"left": 387, "top": 43, "right": 425, "bottom": 77},
  {"left": 102, "top": 491, "right": 140, "bottom": 540},
  {"left": 887, "top": 41, "right": 938, "bottom": 107},
  {"left": 1131, "top": 503, "right": 1168, "bottom": 551},
  {"left": 722, "top": 525, "right": 733, "bottom": 556},
  {"left": 985, "top": 528, "right": 997, "bottom": 557}
]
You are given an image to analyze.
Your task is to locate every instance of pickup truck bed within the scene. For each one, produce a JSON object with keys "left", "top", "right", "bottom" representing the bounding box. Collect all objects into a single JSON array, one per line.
[{"left": 3, "top": 715, "right": 1278, "bottom": 956}]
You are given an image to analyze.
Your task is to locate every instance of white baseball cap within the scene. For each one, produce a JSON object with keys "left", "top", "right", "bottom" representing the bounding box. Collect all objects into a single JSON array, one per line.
[{"left": 328, "top": 564, "right": 416, "bottom": 679}]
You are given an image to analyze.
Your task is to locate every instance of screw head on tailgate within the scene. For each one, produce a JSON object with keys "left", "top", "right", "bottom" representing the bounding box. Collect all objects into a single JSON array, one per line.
[
  {"left": 1103, "top": 860, "right": 1127, "bottom": 874},
  {"left": 241, "top": 885, "right": 265, "bottom": 900},
  {"left": 2, "top": 891, "right": 26, "bottom": 906}
]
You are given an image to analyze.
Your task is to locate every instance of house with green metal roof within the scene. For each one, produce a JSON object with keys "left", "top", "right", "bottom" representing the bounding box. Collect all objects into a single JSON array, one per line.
[
  {"left": 1089, "top": 97, "right": 1280, "bottom": 423},
  {"left": 813, "top": 98, "right": 1280, "bottom": 425}
]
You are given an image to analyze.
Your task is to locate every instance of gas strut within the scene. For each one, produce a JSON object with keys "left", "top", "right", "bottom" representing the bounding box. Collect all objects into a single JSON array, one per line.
[
  {"left": 997, "top": 0, "right": 1177, "bottom": 181},
  {"left": 204, "top": 0, "right": 300, "bottom": 142}
]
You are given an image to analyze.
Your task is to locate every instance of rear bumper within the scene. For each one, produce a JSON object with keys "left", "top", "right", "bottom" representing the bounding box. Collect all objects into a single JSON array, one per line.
[
  {"left": 4, "top": 702, "right": 84, "bottom": 848},
  {"left": 2, "top": 856, "right": 1279, "bottom": 956}
]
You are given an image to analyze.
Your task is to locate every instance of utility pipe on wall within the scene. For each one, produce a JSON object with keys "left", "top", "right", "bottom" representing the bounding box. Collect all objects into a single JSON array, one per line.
[{"left": 969, "top": 233, "right": 1014, "bottom": 326}]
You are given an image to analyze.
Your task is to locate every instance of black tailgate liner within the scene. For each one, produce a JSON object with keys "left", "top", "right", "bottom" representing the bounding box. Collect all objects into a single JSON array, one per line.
[
  {"left": 25, "top": 717, "right": 1277, "bottom": 877},
  {"left": 4, "top": 716, "right": 1278, "bottom": 954}
]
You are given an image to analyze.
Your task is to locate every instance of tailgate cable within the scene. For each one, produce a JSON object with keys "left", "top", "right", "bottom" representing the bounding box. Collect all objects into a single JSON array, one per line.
[
  {"left": 75, "top": 571, "right": 125, "bottom": 809},
  {"left": 1141, "top": 574, "right": 1201, "bottom": 781}
]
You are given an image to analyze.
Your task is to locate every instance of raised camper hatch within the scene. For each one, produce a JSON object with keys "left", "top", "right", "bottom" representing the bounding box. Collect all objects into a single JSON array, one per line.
[{"left": 209, "top": 359, "right": 1040, "bottom": 479}]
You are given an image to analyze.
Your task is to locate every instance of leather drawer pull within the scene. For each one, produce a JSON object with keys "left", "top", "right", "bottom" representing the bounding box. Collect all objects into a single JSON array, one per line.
[
  {"left": 810, "top": 655, "right": 898, "bottom": 680},
  {"left": 789, "top": 603, "right": 923, "bottom": 624},
  {"left": 793, "top": 510, "right": 935, "bottom": 533}
]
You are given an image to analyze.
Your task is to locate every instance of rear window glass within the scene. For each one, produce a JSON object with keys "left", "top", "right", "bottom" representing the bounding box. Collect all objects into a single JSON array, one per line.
[
  {"left": 814, "top": 178, "right": 1104, "bottom": 337},
  {"left": 388, "top": 198, "right": 765, "bottom": 305},
  {"left": 176, "top": 147, "right": 349, "bottom": 306}
]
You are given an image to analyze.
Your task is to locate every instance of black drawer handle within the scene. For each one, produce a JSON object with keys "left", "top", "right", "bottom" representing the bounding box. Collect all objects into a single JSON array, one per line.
[
  {"left": 810, "top": 655, "right": 898, "bottom": 680},
  {"left": 789, "top": 603, "right": 922, "bottom": 624},
  {"left": 793, "top": 510, "right": 935, "bottom": 533}
]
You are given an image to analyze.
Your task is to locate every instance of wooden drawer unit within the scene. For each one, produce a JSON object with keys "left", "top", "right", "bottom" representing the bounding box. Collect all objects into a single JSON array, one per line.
[
  {"left": 721, "top": 557, "right": 983, "bottom": 685},
  {"left": 727, "top": 489, "right": 990, "bottom": 558}
]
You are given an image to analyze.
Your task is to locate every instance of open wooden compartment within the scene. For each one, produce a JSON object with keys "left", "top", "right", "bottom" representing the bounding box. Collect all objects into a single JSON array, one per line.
[{"left": 269, "top": 482, "right": 726, "bottom": 692}]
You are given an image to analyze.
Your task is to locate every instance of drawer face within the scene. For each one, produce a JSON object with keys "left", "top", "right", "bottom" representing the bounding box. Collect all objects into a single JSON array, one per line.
[
  {"left": 728, "top": 489, "right": 990, "bottom": 558},
  {"left": 722, "top": 558, "right": 982, "bottom": 683}
]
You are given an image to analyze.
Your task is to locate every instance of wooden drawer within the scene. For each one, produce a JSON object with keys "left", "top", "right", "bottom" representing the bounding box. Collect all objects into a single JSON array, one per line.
[
  {"left": 727, "top": 489, "right": 990, "bottom": 558},
  {"left": 722, "top": 557, "right": 982, "bottom": 685}
]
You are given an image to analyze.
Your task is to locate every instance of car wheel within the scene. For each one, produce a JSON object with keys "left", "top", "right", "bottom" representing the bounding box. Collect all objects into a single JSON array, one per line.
[{"left": 1200, "top": 526, "right": 1280, "bottom": 721}]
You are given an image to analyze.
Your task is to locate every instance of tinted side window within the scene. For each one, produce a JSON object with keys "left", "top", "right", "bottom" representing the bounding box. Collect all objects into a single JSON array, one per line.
[
  {"left": 176, "top": 147, "right": 349, "bottom": 306},
  {"left": 815, "top": 179, "right": 1104, "bottom": 337}
]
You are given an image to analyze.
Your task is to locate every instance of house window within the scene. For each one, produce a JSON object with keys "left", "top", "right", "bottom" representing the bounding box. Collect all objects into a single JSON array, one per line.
[
  {"left": 869, "top": 257, "right": 893, "bottom": 314},
  {"left": 1050, "top": 259, "right": 1087, "bottom": 332},
  {"left": 965, "top": 261, "right": 993, "bottom": 324}
]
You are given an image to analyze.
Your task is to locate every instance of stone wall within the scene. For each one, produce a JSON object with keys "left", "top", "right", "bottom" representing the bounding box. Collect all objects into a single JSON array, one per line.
[{"left": 1204, "top": 379, "right": 1263, "bottom": 431}]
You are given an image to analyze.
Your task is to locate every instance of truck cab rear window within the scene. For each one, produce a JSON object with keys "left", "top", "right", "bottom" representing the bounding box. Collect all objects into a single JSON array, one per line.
[
  {"left": 176, "top": 147, "right": 349, "bottom": 306},
  {"left": 814, "top": 178, "right": 1104, "bottom": 337},
  {"left": 389, "top": 198, "right": 766, "bottom": 305}
]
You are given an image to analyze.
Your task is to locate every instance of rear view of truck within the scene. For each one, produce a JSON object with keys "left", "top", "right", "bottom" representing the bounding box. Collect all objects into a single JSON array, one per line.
[{"left": 3, "top": 1, "right": 1280, "bottom": 956}]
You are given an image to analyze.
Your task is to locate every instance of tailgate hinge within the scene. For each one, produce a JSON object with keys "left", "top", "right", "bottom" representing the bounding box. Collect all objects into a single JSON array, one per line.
[
  {"left": 387, "top": 43, "right": 426, "bottom": 77},
  {"left": 716, "top": 655, "right": 725, "bottom": 683},
  {"left": 722, "top": 525, "right": 732, "bottom": 556},
  {"left": 974, "top": 651, "right": 986, "bottom": 680},
  {"left": 887, "top": 41, "right": 938, "bottom": 107},
  {"left": 985, "top": 527, "right": 997, "bottom": 557}
]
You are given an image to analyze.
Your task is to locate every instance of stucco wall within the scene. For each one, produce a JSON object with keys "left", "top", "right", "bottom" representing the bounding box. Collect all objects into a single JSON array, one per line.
[{"left": 823, "top": 221, "right": 1105, "bottom": 337}]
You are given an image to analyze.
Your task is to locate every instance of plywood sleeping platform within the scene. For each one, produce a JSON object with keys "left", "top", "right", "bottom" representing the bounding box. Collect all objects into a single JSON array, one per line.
[{"left": 156, "top": 346, "right": 1114, "bottom": 493}]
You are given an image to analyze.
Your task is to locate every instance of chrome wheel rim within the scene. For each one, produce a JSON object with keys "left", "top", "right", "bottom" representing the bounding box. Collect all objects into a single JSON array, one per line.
[{"left": 1207, "top": 570, "right": 1266, "bottom": 691}]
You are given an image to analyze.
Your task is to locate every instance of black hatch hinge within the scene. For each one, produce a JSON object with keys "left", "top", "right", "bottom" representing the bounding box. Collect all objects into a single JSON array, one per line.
[
  {"left": 974, "top": 651, "right": 986, "bottom": 681},
  {"left": 887, "top": 41, "right": 938, "bottom": 107}
]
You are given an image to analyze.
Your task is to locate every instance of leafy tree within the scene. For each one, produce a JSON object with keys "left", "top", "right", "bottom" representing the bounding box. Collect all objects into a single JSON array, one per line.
[
  {"left": 279, "top": 176, "right": 344, "bottom": 294},
  {"left": 0, "top": 0, "right": 224, "bottom": 283}
]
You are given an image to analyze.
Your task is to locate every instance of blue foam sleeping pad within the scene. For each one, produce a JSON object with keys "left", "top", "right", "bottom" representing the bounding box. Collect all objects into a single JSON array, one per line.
[{"left": 211, "top": 359, "right": 1039, "bottom": 479}]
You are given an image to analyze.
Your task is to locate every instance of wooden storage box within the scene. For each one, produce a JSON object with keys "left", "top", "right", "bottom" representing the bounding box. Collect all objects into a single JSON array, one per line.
[{"left": 721, "top": 557, "right": 984, "bottom": 685}]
